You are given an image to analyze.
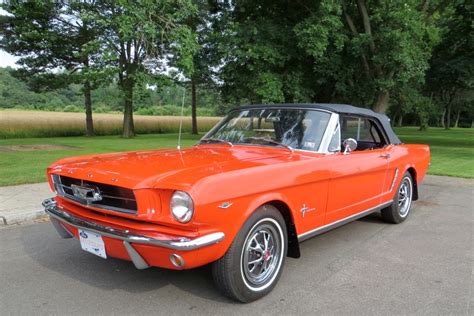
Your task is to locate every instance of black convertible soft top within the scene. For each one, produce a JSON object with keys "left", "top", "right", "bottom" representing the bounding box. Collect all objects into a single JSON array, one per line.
[{"left": 235, "top": 103, "right": 401, "bottom": 145}]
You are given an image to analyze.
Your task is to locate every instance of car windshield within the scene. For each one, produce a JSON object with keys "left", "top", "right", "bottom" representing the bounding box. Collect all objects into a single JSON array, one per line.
[{"left": 201, "top": 108, "right": 331, "bottom": 151}]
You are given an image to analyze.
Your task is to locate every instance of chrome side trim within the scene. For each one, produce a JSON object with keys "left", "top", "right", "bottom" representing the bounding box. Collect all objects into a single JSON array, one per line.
[
  {"left": 123, "top": 241, "right": 150, "bottom": 269},
  {"left": 42, "top": 198, "right": 225, "bottom": 251},
  {"left": 389, "top": 168, "right": 399, "bottom": 192},
  {"left": 298, "top": 200, "right": 393, "bottom": 242}
]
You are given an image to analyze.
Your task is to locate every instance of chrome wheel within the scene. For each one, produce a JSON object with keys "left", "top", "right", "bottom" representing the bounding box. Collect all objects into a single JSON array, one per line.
[
  {"left": 213, "top": 205, "right": 287, "bottom": 302},
  {"left": 241, "top": 218, "right": 283, "bottom": 291},
  {"left": 398, "top": 177, "right": 413, "bottom": 217}
]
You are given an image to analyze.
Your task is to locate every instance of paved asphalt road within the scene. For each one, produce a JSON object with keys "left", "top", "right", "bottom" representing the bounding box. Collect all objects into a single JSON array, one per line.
[{"left": 1, "top": 175, "right": 472, "bottom": 315}]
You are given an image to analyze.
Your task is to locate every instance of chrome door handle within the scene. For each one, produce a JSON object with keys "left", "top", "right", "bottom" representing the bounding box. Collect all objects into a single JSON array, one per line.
[{"left": 379, "top": 153, "right": 391, "bottom": 159}]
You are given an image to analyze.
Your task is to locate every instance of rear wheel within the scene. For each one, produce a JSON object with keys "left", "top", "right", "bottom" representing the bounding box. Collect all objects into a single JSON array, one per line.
[
  {"left": 212, "top": 205, "right": 287, "bottom": 302},
  {"left": 381, "top": 172, "right": 414, "bottom": 224}
]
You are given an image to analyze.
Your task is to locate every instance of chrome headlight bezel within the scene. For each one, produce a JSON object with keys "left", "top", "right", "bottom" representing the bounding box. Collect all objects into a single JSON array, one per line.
[{"left": 170, "top": 191, "right": 194, "bottom": 223}]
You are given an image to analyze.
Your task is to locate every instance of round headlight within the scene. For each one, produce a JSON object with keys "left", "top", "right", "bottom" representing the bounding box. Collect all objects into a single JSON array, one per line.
[{"left": 170, "top": 191, "right": 194, "bottom": 223}]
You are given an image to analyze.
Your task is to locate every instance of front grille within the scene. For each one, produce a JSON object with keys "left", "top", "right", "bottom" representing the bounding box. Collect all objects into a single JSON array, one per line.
[{"left": 52, "top": 175, "right": 137, "bottom": 214}]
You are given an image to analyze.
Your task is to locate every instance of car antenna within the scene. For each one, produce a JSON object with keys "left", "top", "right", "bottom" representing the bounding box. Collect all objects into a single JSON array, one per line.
[{"left": 177, "top": 86, "right": 186, "bottom": 150}]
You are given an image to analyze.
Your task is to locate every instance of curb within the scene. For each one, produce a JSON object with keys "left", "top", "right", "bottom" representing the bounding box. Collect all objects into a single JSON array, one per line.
[
  {"left": 0, "top": 210, "right": 47, "bottom": 225},
  {"left": 0, "top": 182, "right": 51, "bottom": 226}
]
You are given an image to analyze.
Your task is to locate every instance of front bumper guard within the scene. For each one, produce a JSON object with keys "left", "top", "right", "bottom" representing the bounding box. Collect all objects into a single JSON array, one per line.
[{"left": 42, "top": 198, "right": 225, "bottom": 269}]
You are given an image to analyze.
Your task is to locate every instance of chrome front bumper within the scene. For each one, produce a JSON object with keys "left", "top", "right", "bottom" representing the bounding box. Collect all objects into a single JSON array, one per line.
[{"left": 43, "top": 198, "right": 225, "bottom": 269}]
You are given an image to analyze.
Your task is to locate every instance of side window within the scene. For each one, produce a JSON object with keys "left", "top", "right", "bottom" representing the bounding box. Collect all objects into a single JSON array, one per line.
[
  {"left": 340, "top": 116, "right": 363, "bottom": 141},
  {"left": 340, "top": 116, "right": 386, "bottom": 150},
  {"left": 369, "top": 124, "right": 382, "bottom": 143}
]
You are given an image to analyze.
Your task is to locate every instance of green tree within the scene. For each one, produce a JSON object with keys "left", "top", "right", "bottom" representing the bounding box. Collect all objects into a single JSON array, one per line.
[
  {"left": 306, "top": 0, "right": 439, "bottom": 113},
  {"left": 425, "top": 0, "right": 473, "bottom": 129},
  {"left": 89, "top": 0, "right": 197, "bottom": 137},
  {"left": 181, "top": 0, "right": 220, "bottom": 134},
  {"left": 215, "top": 0, "right": 440, "bottom": 114},
  {"left": 0, "top": 1, "right": 103, "bottom": 136},
  {"left": 216, "top": 0, "right": 314, "bottom": 104}
]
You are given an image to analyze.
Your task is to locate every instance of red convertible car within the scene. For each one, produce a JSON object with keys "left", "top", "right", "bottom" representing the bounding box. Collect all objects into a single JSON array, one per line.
[{"left": 43, "top": 103, "right": 430, "bottom": 302}]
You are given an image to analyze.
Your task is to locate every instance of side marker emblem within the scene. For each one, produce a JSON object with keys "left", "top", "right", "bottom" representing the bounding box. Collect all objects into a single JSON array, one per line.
[
  {"left": 300, "top": 204, "right": 316, "bottom": 218},
  {"left": 219, "top": 202, "right": 233, "bottom": 209}
]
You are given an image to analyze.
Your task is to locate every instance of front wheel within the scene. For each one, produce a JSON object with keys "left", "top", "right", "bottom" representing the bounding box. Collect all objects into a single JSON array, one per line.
[
  {"left": 381, "top": 172, "right": 414, "bottom": 224},
  {"left": 212, "top": 205, "right": 287, "bottom": 302}
]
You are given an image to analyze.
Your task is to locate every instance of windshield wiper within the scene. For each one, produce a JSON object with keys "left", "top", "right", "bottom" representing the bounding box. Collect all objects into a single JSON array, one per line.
[
  {"left": 243, "top": 137, "right": 294, "bottom": 153},
  {"left": 198, "top": 137, "right": 233, "bottom": 147}
]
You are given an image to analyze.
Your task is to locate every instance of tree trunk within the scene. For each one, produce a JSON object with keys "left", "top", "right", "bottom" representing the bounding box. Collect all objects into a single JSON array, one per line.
[
  {"left": 191, "top": 79, "right": 198, "bottom": 135},
  {"left": 357, "top": 0, "right": 375, "bottom": 52},
  {"left": 84, "top": 80, "right": 94, "bottom": 137},
  {"left": 445, "top": 103, "right": 451, "bottom": 130},
  {"left": 343, "top": 11, "right": 371, "bottom": 78},
  {"left": 122, "top": 79, "right": 135, "bottom": 138},
  {"left": 440, "top": 108, "right": 446, "bottom": 128},
  {"left": 373, "top": 90, "right": 390, "bottom": 113},
  {"left": 397, "top": 114, "right": 403, "bottom": 127},
  {"left": 392, "top": 106, "right": 403, "bottom": 127},
  {"left": 454, "top": 110, "right": 461, "bottom": 128}
]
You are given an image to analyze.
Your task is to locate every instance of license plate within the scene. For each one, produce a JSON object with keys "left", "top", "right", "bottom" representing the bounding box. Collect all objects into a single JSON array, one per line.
[{"left": 78, "top": 229, "right": 107, "bottom": 259}]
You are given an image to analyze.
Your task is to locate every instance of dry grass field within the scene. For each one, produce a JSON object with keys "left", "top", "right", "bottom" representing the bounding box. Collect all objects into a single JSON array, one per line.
[{"left": 0, "top": 110, "right": 222, "bottom": 138}]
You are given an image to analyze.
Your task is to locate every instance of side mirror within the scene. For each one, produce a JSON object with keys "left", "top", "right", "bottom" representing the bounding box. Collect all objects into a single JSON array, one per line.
[{"left": 343, "top": 138, "right": 357, "bottom": 154}]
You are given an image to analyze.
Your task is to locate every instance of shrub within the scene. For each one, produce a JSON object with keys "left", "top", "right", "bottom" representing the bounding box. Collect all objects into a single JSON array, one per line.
[{"left": 63, "top": 105, "right": 82, "bottom": 112}]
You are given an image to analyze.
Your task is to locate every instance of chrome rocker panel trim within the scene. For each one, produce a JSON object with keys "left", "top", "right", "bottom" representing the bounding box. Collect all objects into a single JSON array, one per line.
[
  {"left": 297, "top": 200, "right": 393, "bottom": 242},
  {"left": 42, "top": 198, "right": 225, "bottom": 252}
]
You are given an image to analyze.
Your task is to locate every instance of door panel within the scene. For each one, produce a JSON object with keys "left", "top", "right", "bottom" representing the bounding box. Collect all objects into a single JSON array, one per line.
[
  {"left": 289, "top": 175, "right": 329, "bottom": 236},
  {"left": 325, "top": 149, "right": 389, "bottom": 224}
]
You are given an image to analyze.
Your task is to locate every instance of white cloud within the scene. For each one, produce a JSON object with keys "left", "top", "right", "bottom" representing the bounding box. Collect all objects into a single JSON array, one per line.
[
  {"left": 0, "top": 50, "right": 19, "bottom": 68},
  {"left": 0, "top": 7, "right": 12, "bottom": 16},
  {"left": 0, "top": 6, "right": 18, "bottom": 68}
]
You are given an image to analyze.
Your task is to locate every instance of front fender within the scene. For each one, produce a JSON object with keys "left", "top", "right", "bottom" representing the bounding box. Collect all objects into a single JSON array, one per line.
[
  {"left": 196, "top": 191, "right": 297, "bottom": 263},
  {"left": 243, "top": 192, "right": 297, "bottom": 219}
]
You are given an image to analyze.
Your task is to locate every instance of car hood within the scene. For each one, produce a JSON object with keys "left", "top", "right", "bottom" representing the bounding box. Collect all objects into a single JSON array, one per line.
[{"left": 48, "top": 145, "right": 304, "bottom": 190}]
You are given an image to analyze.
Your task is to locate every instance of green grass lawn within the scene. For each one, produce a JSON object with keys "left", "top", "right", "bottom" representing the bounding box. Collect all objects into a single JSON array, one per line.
[
  {"left": 0, "top": 133, "right": 201, "bottom": 186},
  {"left": 0, "top": 128, "right": 472, "bottom": 186},
  {"left": 394, "top": 127, "right": 474, "bottom": 179}
]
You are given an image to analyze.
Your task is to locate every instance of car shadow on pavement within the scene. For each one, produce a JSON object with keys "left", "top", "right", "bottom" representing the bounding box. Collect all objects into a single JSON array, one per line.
[
  {"left": 20, "top": 222, "right": 235, "bottom": 304},
  {"left": 19, "top": 209, "right": 401, "bottom": 303},
  {"left": 357, "top": 211, "right": 386, "bottom": 224}
]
